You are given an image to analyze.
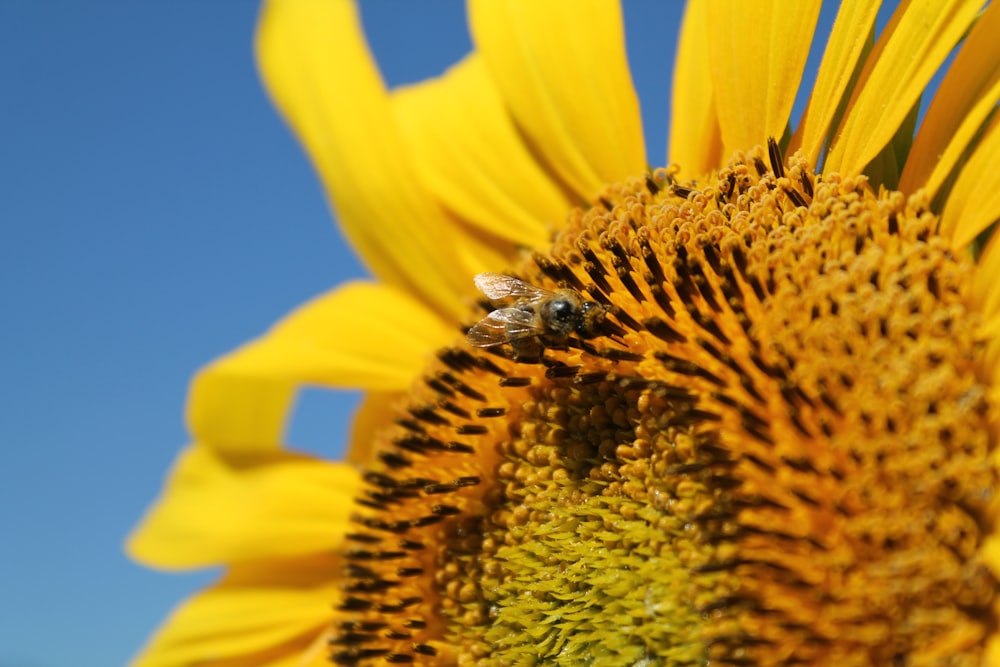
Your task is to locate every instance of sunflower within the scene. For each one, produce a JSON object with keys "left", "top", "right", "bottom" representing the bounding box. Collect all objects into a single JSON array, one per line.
[{"left": 128, "top": 0, "right": 1000, "bottom": 665}]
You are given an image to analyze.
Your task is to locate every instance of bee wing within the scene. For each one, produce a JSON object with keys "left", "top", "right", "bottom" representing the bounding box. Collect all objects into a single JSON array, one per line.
[
  {"left": 466, "top": 307, "right": 542, "bottom": 347},
  {"left": 474, "top": 273, "right": 552, "bottom": 302}
]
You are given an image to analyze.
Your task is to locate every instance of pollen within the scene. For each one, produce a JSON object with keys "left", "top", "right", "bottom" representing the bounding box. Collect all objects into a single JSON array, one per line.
[{"left": 331, "top": 141, "right": 998, "bottom": 666}]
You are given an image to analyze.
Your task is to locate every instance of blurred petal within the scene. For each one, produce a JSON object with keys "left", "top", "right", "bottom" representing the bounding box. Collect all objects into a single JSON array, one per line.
[
  {"left": 128, "top": 446, "right": 361, "bottom": 568},
  {"left": 130, "top": 555, "right": 339, "bottom": 667},
  {"left": 707, "top": 0, "right": 821, "bottom": 156},
  {"left": 468, "top": 0, "right": 646, "bottom": 200},
  {"left": 971, "top": 219, "right": 1000, "bottom": 393},
  {"left": 825, "top": 0, "right": 983, "bottom": 176},
  {"left": 940, "top": 114, "right": 1000, "bottom": 249},
  {"left": 791, "top": 0, "right": 881, "bottom": 165},
  {"left": 669, "top": 0, "right": 723, "bottom": 178},
  {"left": 972, "top": 220, "right": 1000, "bottom": 319},
  {"left": 899, "top": 2, "right": 1000, "bottom": 197},
  {"left": 346, "top": 390, "right": 402, "bottom": 467},
  {"left": 393, "top": 56, "right": 569, "bottom": 249},
  {"left": 987, "top": 610, "right": 1000, "bottom": 667},
  {"left": 187, "top": 282, "right": 454, "bottom": 454},
  {"left": 256, "top": 0, "right": 476, "bottom": 319}
]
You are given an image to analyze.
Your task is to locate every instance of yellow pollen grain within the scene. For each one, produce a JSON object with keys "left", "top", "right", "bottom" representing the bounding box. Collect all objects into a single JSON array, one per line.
[{"left": 331, "top": 144, "right": 996, "bottom": 667}]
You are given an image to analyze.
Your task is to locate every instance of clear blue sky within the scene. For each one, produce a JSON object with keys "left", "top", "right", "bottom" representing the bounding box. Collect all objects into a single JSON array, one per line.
[{"left": 0, "top": 3, "right": 853, "bottom": 665}]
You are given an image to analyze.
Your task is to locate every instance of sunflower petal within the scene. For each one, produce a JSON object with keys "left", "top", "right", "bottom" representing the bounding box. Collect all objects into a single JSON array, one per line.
[
  {"left": 940, "top": 113, "right": 1000, "bottom": 249},
  {"left": 669, "top": 0, "right": 724, "bottom": 178},
  {"left": 347, "top": 390, "right": 403, "bottom": 467},
  {"left": 706, "top": 0, "right": 821, "bottom": 156},
  {"left": 393, "top": 55, "right": 570, "bottom": 249},
  {"left": 127, "top": 446, "right": 361, "bottom": 569},
  {"left": 825, "top": 0, "right": 983, "bottom": 176},
  {"left": 129, "top": 555, "right": 339, "bottom": 667},
  {"left": 255, "top": 0, "right": 474, "bottom": 319},
  {"left": 467, "top": 0, "right": 646, "bottom": 200},
  {"left": 987, "top": 607, "right": 1000, "bottom": 667},
  {"left": 792, "top": 0, "right": 881, "bottom": 166},
  {"left": 972, "top": 213, "right": 1000, "bottom": 318},
  {"left": 186, "top": 282, "right": 453, "bottom": 454},
  {"left": 860, "top": 95, "right": 920, "bottom": 190},
  {"left": 972, "top": 224, "right": 1000, "bottom": 389},
  {"left": 899, "top": 2, "right": 1000, "bottom": 198}
]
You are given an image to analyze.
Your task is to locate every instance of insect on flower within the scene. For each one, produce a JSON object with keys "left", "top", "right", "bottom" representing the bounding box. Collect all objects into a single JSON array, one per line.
[{"left": 466, "top": 272, "right": 608, "bottom": 359}]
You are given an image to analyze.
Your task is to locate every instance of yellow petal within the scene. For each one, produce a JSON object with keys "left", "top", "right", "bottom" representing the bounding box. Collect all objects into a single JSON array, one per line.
[
  {"left": 393, "top": 55, "right": 570, "bottom": 250},
  {"left": 940, "top": 113, "right": 1000, "bottom": 249},
  {"left": 126, "top": 446, "right": 361, "bottom": 569},
  {"left": 987, "top": 618, "right": 1000, "bottom": 667},
  {"left": 858, "top": 97, "right": 920, "bottom": 190},
  {"left": 985, "top": 532, "right": 1000, "bottom": 579},
  {"left": 706, "top": 0, "right": 821, "bottom": 156},
  {"left": 186, "top": 282, "right": 454, "bottom": 454},
  {"left": 668, "top": 0, "right": 724, "bottom": 178},
  {"left": 467, "top": 0, "right": 646, "bottom": 200},
  {"left": 256, "top": 0, "right": 477, "bottom": 320},
  {"left": 791, "top": 0, "right": 881, "bottom": 166},
  {"left": 347, "top": 390, "right": 403, "bottom": 467},
  {"left": 825, "top": 0, "right": 983, "bottom": 176},
  {"left": 899, "top": 2, "right": 1000, "bottom": 197},
  {"left": 973, "top": 225, "right": 1000, "bottom": 386},
  {"left": 974, "top": 234, "right": 1000, "bottom": 319},
  {"left": 129, "top": 554, "right": 339, "bottom": 667}
]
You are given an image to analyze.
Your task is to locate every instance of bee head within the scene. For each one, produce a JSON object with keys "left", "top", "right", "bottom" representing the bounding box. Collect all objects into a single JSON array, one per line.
[{"left": 575, "top": 300, "right": 607, "bottom": 338}]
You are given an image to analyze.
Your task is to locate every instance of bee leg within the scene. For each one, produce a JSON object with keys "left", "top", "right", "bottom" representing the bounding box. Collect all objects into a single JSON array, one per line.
[{"left": 511, "top": 338, "right": 543, "bottom": 363}]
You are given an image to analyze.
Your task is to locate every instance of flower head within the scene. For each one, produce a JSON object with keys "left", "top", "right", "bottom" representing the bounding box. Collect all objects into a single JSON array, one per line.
[{"left": 128, "top": 1, "right": 1000, "bottom": 665}]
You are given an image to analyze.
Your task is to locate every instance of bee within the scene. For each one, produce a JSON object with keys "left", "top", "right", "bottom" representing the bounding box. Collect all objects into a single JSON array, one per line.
[{"left": 466, "top": 273, "right": 607, "bottom": 358}]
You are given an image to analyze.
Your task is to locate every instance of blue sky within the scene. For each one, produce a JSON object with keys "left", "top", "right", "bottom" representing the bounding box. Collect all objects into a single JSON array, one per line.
[{"left": 0, "top": 2, "right": 855, "bottom": 665}]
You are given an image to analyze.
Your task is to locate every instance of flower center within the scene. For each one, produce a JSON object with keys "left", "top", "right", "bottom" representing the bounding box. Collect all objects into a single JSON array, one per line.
[{"left": 332, "top": 143, "right": 997, "bottom": 666}]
